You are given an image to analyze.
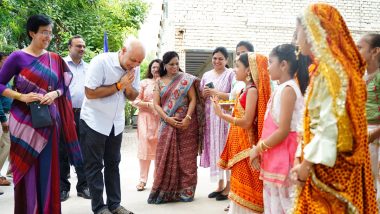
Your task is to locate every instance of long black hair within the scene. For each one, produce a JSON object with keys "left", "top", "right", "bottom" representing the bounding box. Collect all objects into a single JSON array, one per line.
[
  {"left": 236, "top": 52, "right": 253, "bottom": 81},
  {"left": 145, "top": 59, "right": 162, "bottom": 79},
  {"left": 159, "top": 51, "right": 183, "bottom": 77},
  {"left": 270, "top": 44, "right": 311, "bottom": 95},
  {"left": 212, "top": 46, "right": 229, "bottom": 68}
]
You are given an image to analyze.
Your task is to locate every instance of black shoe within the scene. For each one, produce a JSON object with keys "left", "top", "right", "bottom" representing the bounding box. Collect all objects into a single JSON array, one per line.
[
  {"left": 216, "top": 193, "right": 228, "bottom": 201},
  {"left": 208, "top": 190, "right": 223, "bottom": 198},
  {"left": 60, "top": 191, "right": 69, "bottom": 202},
  {"left": 77, "top": 188, "right": 91, "bottom": 199}
]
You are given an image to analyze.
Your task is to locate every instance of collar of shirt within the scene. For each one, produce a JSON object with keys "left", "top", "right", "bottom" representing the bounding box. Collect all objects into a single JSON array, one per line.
[
  {"left": 111, "top": 51, "right": 125, "bottom": 71},
  {"left": 64, "top": 55, "right": 84, "bottom": 66}
]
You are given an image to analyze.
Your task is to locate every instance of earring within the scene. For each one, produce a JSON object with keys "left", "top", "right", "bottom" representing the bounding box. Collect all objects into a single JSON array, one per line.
[
  {"left": 246, "top": 75, "right": 251, "bottom": 82},
  {"left": 295, "top": 45, "right": 301, "bottom": 60}
]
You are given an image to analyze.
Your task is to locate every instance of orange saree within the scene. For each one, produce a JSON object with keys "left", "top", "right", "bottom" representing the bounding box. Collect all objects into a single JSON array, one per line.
[
  {"left": 218, "top": 53, "right": 271, "bottom": 213},
  {"left": 293, "top": 3, "right": 377, "bottom": 214}
]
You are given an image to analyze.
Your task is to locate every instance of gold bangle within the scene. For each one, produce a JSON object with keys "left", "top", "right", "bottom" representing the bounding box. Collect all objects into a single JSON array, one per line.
[
  {"left": 258, "top": 142, "right": 264, "bottom": 153},
  {"left": 186, "top": 114, "right": 192, "bottom": 120},
  {"left": 262, "top": 141, "right": 272, "bottom": 149},
  {"left": 233, "top": 117, "right": 237, "bottom": 126},
  {"left": 257, "top": 140, "right": 269, "bottom": 153},
  {"left": 14, "top": 92, "right": 22, "bottom": 100}
]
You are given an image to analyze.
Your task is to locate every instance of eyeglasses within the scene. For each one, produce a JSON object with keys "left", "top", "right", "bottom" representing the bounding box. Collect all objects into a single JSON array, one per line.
[{"left": 39, "top": 31, "right": 54, "bottom": 38}]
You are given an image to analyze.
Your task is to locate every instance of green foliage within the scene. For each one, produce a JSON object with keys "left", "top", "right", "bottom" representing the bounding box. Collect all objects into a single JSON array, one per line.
[
  {"left": 139, "top": 52, "right": 159, "bottom": 80},
  {"left": 0, "top": 0, "right": 149, "bottom": 58},
  {"left": 124, "top": 102, "right": 136, "bottom": 126},
  {"left": 0, "top": 0, "right": 149, "bottom": 127}
]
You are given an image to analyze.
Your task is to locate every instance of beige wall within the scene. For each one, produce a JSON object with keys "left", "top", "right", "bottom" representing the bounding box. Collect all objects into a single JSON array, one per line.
[{"left": 158, "top": 0, "right": 380, "bottom": 72}]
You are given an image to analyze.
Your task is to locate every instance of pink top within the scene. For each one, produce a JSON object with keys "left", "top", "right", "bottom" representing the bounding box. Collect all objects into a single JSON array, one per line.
[
  {"left": 132, "top": 78, "right": 160, "bottom": 160},
  {"left": 259, "top": 80, "right": 303, "bottom": 186}
]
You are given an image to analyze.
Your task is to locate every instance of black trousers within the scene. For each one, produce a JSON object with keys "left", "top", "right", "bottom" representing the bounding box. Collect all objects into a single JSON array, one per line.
[
  {"left": 59, "top": 109, "right": 88, "bottom": 192},
  {"left": 80, "top": 119, "right": 122, "bottom": 213}
]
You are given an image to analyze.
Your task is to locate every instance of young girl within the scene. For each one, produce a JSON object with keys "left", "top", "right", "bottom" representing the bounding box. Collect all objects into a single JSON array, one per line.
[
  {"left": 249, "top": 44, "right": 309, "bottom": 213},
  {"left": 212, "top": 52, "right": 271, "bottom": 213}
]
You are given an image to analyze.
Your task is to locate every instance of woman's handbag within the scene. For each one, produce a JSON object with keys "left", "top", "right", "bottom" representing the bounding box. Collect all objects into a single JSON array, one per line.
[
  {"left": 29, "top": 52, "right": 53, "bottom": 128},
  {"left": 29, "top": 101, "right": 53, "bottom": 128}
]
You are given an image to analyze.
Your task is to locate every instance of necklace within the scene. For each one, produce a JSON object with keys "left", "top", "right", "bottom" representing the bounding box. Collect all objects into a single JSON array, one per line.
[{"left": 166, "top": 73, "right": 179, "bottom": 79}]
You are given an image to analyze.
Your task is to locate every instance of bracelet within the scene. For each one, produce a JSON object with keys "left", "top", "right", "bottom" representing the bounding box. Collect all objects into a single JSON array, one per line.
[
  {"left": 262, "top": 141, "right": 272, "bottom": 149},
  {"left": 14, "top": 92, "right": 22, "bottom": 100},
  {"left": 258, "top": 140, "right": 270, "bottom": 153},
  {"left": 147, "top": 103, "right": 149, "bottom": 108},
  {"left": 185, "top": 114, "right": 192, "bottom": 120},
  {"left": 259, "top": 142, "right": 265, "bottom": 153},
  {"left": 233, "top": 117, "right": 237, "bottom": 126},
  {"left": 164, "top": 115, "right": 168, "bottom": 122},
  {"left": 55, "top": 90, "right": 60, "bottom": 97},
  {"left": 115, "top": 82, "right": 122, "bottom": 91}
]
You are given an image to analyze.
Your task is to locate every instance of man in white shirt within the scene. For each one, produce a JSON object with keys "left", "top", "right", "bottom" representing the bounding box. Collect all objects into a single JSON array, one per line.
[
  {"left": 60, "top": 35, "right": 91, "bottom": 201},
  {"left": 80, "top": 37, "right": 145, "bottom": 214}
]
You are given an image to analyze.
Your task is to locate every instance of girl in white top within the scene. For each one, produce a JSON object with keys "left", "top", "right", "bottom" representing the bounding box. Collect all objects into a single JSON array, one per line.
[{"left": 249, "top": 44, "right": 310, "bottom": 214}]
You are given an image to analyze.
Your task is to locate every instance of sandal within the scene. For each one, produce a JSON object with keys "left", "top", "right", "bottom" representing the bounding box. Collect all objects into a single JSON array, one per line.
[
  {"left": 136, "top": 182, "right": 146, "bottom": 191},
  {"left": 224, "top": 205, "right": 230, "bottom": 212},
  {"left": 0, "top": 177, "right": 10, "bottom": 186}
]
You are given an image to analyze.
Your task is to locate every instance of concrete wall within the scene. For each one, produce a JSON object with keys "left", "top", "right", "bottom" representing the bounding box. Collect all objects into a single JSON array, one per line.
[{"left": 158, "top": 0, "right": 380, "bottom": 71}]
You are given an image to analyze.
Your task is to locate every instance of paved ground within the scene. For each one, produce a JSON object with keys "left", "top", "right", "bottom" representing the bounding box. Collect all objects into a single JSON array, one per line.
[{"left": 0, "top": 129, "right": 229, "bottom": 214}]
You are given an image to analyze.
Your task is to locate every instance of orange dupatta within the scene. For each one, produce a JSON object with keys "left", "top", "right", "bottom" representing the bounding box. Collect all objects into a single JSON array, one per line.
[
  {"left": 218, "top": 53, "right": 271, "bottom": 212},
  {"left": 293, "top": 3, "right": 377, "bottom": 214}
]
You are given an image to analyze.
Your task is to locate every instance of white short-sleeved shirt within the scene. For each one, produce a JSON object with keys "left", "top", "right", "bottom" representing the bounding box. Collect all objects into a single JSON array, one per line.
[
  {"left": 80, "top": 52, "right": 140, "bottom": 136},
  {"left": 64, "top": 56, "right": 88, "bottom": 108}
]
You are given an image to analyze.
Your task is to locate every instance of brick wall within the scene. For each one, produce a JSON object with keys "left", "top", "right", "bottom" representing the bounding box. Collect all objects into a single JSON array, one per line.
[{"left": 158, "top": 0, "right": 380, "bottom": 70}]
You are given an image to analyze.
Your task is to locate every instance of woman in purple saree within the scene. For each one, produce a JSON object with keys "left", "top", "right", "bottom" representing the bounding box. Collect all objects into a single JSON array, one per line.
[
  {"left": 0, "top": 15, "right": 82, "bottom": 214},
  {"left": 148, "top": 51, "right": 202, "bottom": 204}
]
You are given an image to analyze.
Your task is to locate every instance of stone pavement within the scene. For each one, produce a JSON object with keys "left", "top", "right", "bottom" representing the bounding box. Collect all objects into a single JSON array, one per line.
[{"left": 0, "top": 129, "right": 229, "bottom": 214}]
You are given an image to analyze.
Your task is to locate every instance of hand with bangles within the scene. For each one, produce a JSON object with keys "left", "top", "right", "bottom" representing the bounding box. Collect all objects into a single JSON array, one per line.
[{"left": 17, "top": 92, "right": 43, "bottom": 104}]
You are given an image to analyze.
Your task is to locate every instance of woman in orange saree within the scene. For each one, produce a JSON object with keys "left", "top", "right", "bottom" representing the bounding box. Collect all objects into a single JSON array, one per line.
[
  {"left": 290, "top": 3, "right": 378, "bottom": 213},
  {"left": 212, "top": 52, "right": 271, "bottom": 213}
]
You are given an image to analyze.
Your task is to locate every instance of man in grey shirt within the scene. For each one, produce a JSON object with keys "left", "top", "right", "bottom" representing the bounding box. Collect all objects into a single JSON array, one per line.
[
  {"left": 60, "top": 35, "right": 90, "bottom": 201},
  {"left": 80, "top": 37, "right": 145, "bottom": 214}
]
